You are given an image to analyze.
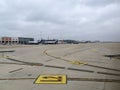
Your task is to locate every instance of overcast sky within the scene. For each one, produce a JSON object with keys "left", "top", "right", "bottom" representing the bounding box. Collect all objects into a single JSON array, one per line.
[{"left": 0, "top": 0, "right": 120, "bottom": 41}]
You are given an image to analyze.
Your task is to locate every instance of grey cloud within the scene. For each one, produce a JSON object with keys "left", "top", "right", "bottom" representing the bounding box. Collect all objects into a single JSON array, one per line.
[
  {"left": 81, "top": 0, "right": 120, "bottom": 7},
  {"left": 0, "top": 0, "right": 120, "bottom": 41}
]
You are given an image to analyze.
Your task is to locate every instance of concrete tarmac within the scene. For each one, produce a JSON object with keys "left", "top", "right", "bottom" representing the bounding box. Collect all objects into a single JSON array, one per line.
[{"left": 0, "top": 43, "right": 120, "bottom": 90}]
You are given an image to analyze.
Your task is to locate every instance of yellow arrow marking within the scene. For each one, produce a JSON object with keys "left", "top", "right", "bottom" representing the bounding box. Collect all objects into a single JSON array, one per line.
[{"left": 35, "top": 74, "right": 67, "bottom": 84}]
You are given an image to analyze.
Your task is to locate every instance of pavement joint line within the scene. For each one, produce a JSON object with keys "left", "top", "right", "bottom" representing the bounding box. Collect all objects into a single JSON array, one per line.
[
  {"left": 4, "top": 57, "right": 120, "bottom": 77},
  {"left": 86, "top": 64, "right": 120, "bottom": 72},
  {"left": 6, "top": 58, "right": 43, "bottom": 66},
  {"left": 1, "top": 61, "right": 120, "bottom": 77},
  {"left": 44, "top": 50, "right": 120, "bottom": 72},
  {"left": 104, "top": 54, "right": 120, "bottom": 59},
  {"left": 9, "top": 68, "right": 23, "bottom": 73},
  {"left": 97, "top": 72, "right": 120, "bottom": 76},
  {"left": 0, "top": 77, "right": 120, "bottom": 83},
  {"left": 0, "top": 62, "right": 30, "bottom": 65},
  {"left": 67, "top": 68, "right": 94, "bottom": 73},
  {"left": 44, "top": 65, "right": 93, "bottom": 73},
  {"left": 67, "top": 78, "right": 120, "bottom": 83},
  {"left": 0, "top": 50, "right": 15, "bottom": 53},
  {"left": 44, "top": 65, "right": 66, "bottom": 69}
]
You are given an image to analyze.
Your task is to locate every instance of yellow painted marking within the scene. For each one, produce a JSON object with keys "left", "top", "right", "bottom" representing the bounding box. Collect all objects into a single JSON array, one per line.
[
  {"left": 44, "top": 50, "right": 87, "bottom": 66},
  {"left": 91, "top": 49, "right": 98, "bottom": 53},
  {"left": 0, "top": 56, "right": 10, "bottom": 58},
  {"left": 70, "top": 61, "right": 87, "bottom": 65},
  {"left": 35, "top": 75, "right": 67, "bottom": 84}
]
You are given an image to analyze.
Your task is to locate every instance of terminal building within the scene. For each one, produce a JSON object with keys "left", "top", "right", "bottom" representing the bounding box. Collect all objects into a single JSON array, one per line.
[
  {"left": 11, "top": 37, "right": 19, "bottom": 44},
  {"left": 1, "top": 37, "right": 11, "bottom": 45},
  {"left": 0, "top": 37, "right": 34, "bottom": 45},
  {"left": 18, "top": 37, "right": 34, "bottom": 44}
]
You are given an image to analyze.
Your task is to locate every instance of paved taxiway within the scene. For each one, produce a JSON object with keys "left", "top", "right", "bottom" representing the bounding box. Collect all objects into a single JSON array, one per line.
[{"left": 0, "top": 43, "right": 120, "bottom": 90}]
